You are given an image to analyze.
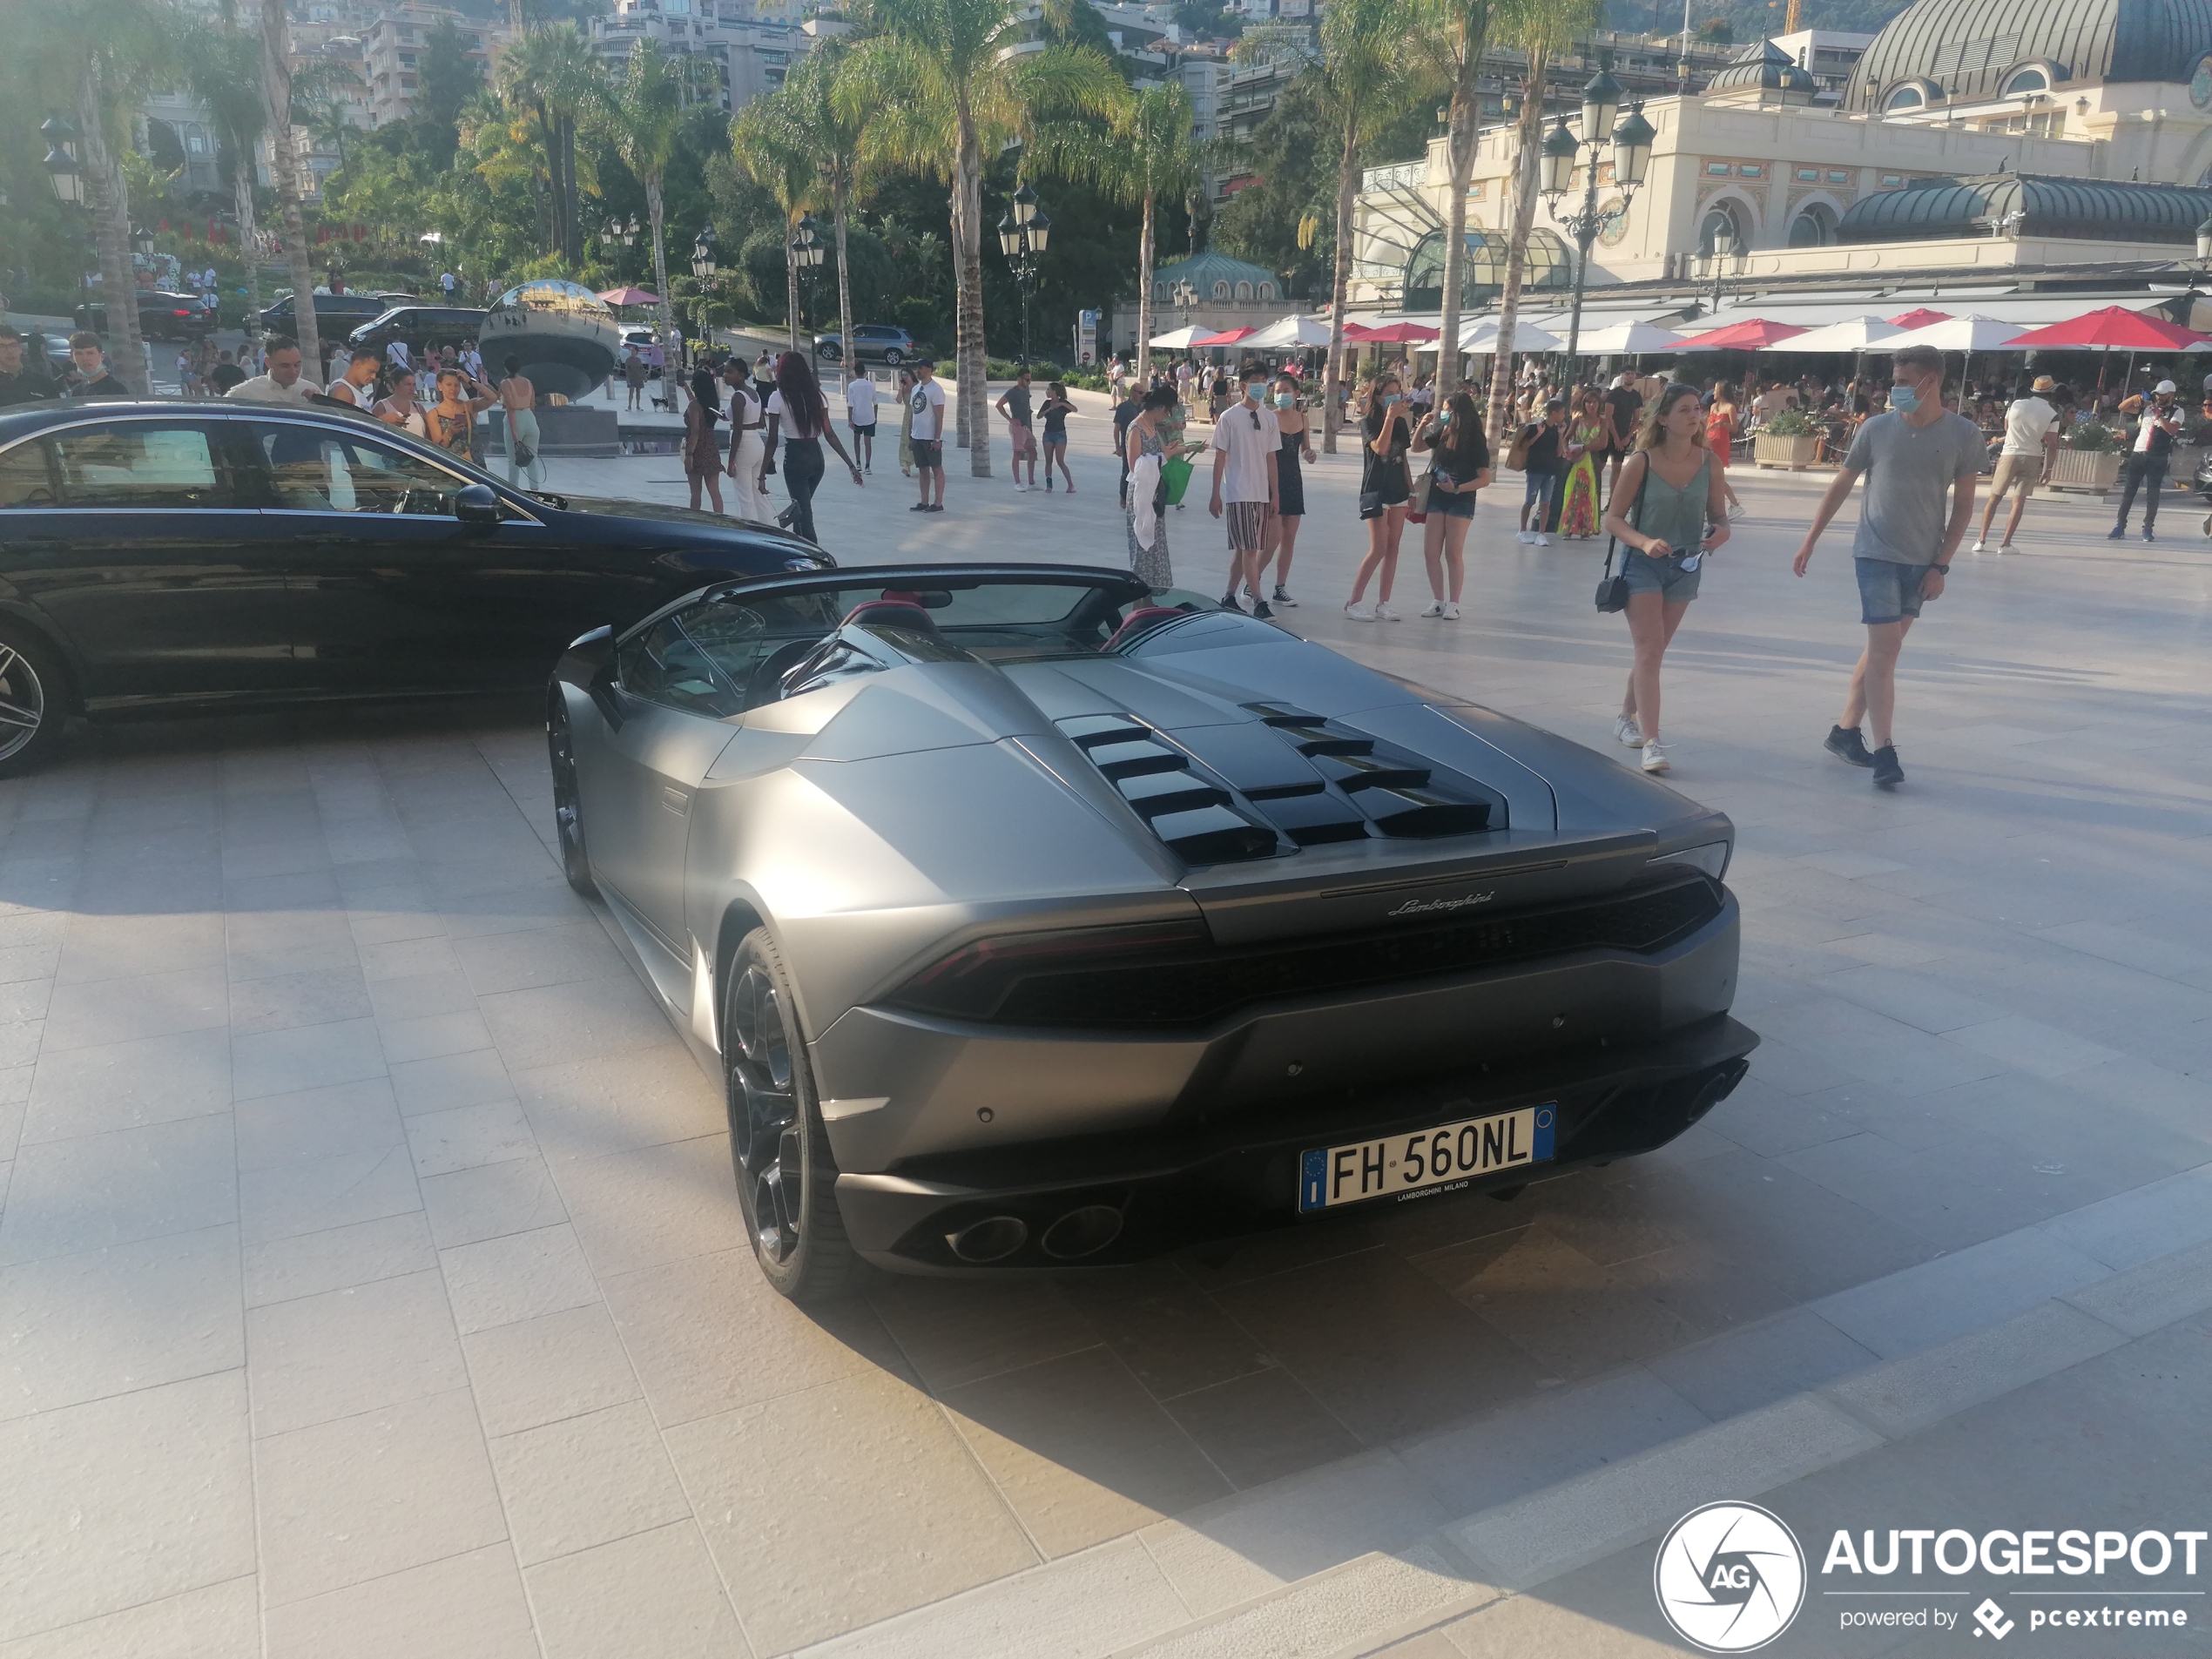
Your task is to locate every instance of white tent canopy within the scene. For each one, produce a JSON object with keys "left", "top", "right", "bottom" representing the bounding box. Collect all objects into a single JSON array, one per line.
[
  {"left": 1458, "top": 318, "right": 1564, "bottom": 353},
  {"left": 1765, "top": 315, "right": 1905, "bottom": 354},
  {"left": 1243, "top": 314, "right": 1335, "bottom": 348},
  {"left": 1568, "top": 320, "right": 1690, "bottom": 354},
  {"left": 1879, "top": 314, "right": 2032, "bottom": 352},
  {"left": 1147, "top": 324, "right": 1213, "bottom": 348}
]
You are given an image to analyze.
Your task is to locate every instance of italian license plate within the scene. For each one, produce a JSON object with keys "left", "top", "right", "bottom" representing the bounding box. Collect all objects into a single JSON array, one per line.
[{"left": 1298, "top": 1104, "right": 1555, "bottom": 1213}]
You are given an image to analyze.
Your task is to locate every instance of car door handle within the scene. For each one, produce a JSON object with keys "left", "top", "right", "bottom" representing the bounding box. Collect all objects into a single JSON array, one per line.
[{"left": 660, "top": 784, "right": 692, "bottom": 817}]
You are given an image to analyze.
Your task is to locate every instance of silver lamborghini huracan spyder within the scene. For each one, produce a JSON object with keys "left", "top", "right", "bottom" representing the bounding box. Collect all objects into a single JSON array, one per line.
[{"left": 548, "top": 563, "right": 1757, "bottom": 1301}]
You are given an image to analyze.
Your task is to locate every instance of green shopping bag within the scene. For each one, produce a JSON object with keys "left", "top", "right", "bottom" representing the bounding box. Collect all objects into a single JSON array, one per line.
[{"left": 1159, "top": 450, "right": 1195, "bottom": 506}]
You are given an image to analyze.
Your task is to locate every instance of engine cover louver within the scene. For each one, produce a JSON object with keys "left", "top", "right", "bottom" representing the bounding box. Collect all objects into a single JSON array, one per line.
[{"left": 1053, "top": 706, "right": 1507, "bottom": 867}]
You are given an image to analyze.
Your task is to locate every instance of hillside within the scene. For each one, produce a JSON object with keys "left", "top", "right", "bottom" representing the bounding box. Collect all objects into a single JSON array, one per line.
[{"left": 1609, "top": 0, "right": 1915, "bottom": 43}]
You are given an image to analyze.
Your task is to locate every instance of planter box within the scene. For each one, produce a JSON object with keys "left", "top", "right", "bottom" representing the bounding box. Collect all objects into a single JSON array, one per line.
[
  {"left": 1752, "top": 433, "right": 1821, "bottom": 470},
  {"left": 2044, "top": 448, "right": 2122, "bottom": 495}
]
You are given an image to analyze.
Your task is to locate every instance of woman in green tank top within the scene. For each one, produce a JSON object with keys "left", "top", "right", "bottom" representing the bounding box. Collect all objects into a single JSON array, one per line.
[{"left": 1601, "top": 384, "right": 1731, "bottom": 777}]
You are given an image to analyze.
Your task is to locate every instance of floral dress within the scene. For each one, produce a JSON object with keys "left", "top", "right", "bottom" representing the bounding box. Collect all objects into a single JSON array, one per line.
[
  {"left": 1124, "top": 421, "right": 1173, "bottom": 591},
  {"left": 1558, "top": 416, "right": 1606, "bottom": 537}
]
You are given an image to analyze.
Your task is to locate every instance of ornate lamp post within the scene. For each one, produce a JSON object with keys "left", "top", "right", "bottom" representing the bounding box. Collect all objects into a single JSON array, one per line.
[
  {"left": 1703, "top": 219, "right": 1738, "bottom": 318},
  {"left": 42, "top": 114, "right": 94, "bottom": 321},
  {"left": 689, "top": 225, "right": 718, "bottom": 369},
  {"left": 785, "top": 212, "right": 823, "bottom": 353},
  {"left": 1540, "top": 72, "right": 1653, "bottom": 381},
  {"left": 997, "top": 182, "right": 1051, "bottom": 369}
]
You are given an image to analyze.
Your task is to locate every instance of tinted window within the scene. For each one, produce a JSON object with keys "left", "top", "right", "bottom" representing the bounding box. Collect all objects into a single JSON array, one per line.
[
  {"left": 617, "top": 612, "right": 744, "bottom": 718},
  {"left": 49, "top": 423, "right": 232, "bottom": 509},
  {"left": 247, "top": 421, "right": 470, "bottom": 515},
  {"left": 0, "top": 440, "right": 57, "bottom": 508}
]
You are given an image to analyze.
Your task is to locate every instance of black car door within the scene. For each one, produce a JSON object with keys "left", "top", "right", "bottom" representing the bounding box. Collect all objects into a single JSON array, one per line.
[
  {"left": 0, "top": 415, "right": 294, "bottom": 703},
  {"left": 236, "top": 416, "right": 585, "bottom": 693}
]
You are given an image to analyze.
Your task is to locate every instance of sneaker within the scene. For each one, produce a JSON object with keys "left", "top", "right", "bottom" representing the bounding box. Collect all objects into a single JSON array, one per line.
[
  {"left": 925, "top": 502, "right": 946, "bottom": 512},
  {"left": 1614, "top": 713, "right": 1645, "bottom": 748},
  {"left": 1824, "top": 725, "right": 1875, "bottom": 767},
  {"left": 1998, "top": 542, "right": 2017, "bottom": 553},
  {"left": 908, "top": 502, "right": 931, "bottom": 511},
  {"left": 2107, "top": 525, "right": 2125, "bottom": 539},
  {"left": 1373, "top": 602, "right": 1400, "bottom": 622},
  {"left": 1516, "top": 529, "right": 1536, "bottom": 544},
  {"left": 1870, "top": 745, "right": 1904, "bottom": 787},
  {"left": 2143, "top": 529, "right": 2155, "bottom": 543},
  {"left": 1441, "top": 602, "right": 1460, "bottom": 620},
  {"left": 1272, "top": 586, "right": 1298, "bottom": 607},
  {"left": 1252, "top": 600, "right": 1274, "bottom": 620},
  {"left": 1534, "top": 534, "right": 1551, "bottom": 547},
  {"left": 1219, "top": 594, "right": 1244, "bottom": 613},
  {"left": 1420, "top": 600, "right": 1445, "bottom": 617},
  {"left": 1971, "top": 538, "right": 1987, "bottom": 552},
  {"left": 1641, "top": 740, "right": 1671, "bottom": 774},
  {"left": 1344, "top": 601, "right": 1377, "bottom": 621}
]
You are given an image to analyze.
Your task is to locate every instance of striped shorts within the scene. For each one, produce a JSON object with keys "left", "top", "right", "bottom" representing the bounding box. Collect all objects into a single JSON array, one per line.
[{"left": 1224, "top": 500, "right": 1271, "bottom": 552}]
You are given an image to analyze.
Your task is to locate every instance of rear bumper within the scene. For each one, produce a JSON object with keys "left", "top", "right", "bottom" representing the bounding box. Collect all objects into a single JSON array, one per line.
[{"left": 833, "top": 1012, "right": 1758, "bottom": 1273}]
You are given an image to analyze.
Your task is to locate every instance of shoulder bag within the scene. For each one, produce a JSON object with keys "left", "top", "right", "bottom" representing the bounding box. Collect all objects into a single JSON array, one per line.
[{"left": 1595, "top": 456, "right": 1650, "bottom": 614}]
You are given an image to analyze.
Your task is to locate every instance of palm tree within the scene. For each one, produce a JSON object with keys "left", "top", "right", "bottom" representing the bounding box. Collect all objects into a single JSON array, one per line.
[
  {"left": 730, "top": 94, "right": 819, "bottom": 352},
  {"left": 179, "top": 24, "right": 269, "bottom": 337},
  {"left": 1035, "top": 82, "right": 1199, "bottom": 389},
  {"left": 840, "top": 0, "right": 1122, "bottom": 475},
  {"left": 1484, "top": 0, "right": 1601, "bottom": 446},
  {"left": 1416, "top": 0, "right": 1498, "bottom": 397},
  {"left": 784, "top": 46, "right": 867, "bottom": 385},
  {"left": 294, "top": 59, "right": 364, "bottom": 173},
  {"left": 498, "top": 25, "right": 597, "bottom": 266},
  {"left": 256, "top": 0, "right": 321, "bottom": 376},
  {"left": 595, "top": 40, "right": 714, "bottom": 345},
  {"left": 1314, "top": 0, "right": 1419, "bottom": 454}
]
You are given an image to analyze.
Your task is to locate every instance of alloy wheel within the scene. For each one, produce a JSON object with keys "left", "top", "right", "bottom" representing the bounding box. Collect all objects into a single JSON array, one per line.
[
  {"left": 0, "top": 646, "right": 49, "bottom": 764},
  {"left": 727, "top": 963, "right": 801, "bottom": 1262}
]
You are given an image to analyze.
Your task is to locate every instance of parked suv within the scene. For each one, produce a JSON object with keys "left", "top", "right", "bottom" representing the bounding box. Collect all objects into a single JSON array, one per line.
[
  {"left": 258, "top": 292, "right": 388, "bottom": 338},
  {"left": 72, "top": 292, "right": 212, "bottom": 343},
  {"left": 347, "top": 306, "right": 489, "bottom": 354},
  {"left": 813, "top": 324, "right": 915, "bottom": 366}
]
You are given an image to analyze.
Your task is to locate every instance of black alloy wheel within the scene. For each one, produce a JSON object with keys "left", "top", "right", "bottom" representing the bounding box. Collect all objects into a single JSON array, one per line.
[
  {"left": 0, "top": 627, "right": 68, "bottom": 779},
  {"left": 723, "top": 927, "right": 857, "bottom": 1302},
  {"left": 544, "top": 692, "right": 597, "bottom": 898}
]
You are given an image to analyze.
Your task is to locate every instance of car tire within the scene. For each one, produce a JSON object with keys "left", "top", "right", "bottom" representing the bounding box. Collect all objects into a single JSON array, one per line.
[
  {"left": 817, "top": 341, "right": 840, "bottom": 362},
  {"left": 724, "top": 926, "right": 860, "bottom": 1303},
  {"left": 882, "top": 347, "right": 903, "bottom": 366},
  {"left": 0, "top": 624, "right": 70, "bottom": 779},
  {"left": 545, "top": 691, "right": 597, "bottom": 899}
]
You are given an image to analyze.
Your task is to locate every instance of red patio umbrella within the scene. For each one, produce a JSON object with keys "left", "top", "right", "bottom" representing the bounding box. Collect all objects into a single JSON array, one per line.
[
  {"left": 597, "top": 286, "right": 662, "bottom": 307},
  {"left": 1672, "top": 318, "right": 1809, "bottom": 352},
  {"left": 2004, "top": 307, "right": 2211, "bottom": 396},
  {"left": 1885, "top": 307, "right": 1952, "bottom": 331},
  {"left": 1192, "top": 327, "right": 1258, "bottom": 347},
  {"left": 1352, "top": 321, "right": 1440, "bottom": 344}
]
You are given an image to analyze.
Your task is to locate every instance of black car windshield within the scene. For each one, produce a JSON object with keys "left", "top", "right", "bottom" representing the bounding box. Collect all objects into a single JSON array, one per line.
[{"left": 676, "top": 578, "right": 1224, "bottom": 710}]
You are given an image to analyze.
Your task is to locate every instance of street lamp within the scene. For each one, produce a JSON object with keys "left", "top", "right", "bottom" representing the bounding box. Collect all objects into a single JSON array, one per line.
[
  {"left": 1540, "top": 75, "right": 1650, "bottom": 379},
  {"left": 784, "top": 213, "right": 822, "bottom": 352},
  {"left": 690, "top": 225, "right": 717, "bottom": 366},
  {"left": 997, "top": 185, "right": 1049, "bottom": 368},
  {"left": 1704, "top": 219, "right": 1737, "bottom": 317},
  {"left": 41, "top": 114, "right": 83, "bottom": 206}
]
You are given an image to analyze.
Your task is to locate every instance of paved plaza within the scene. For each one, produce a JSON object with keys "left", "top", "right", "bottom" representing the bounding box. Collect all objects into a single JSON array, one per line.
[{"left": 2, "top": 411, "right": 2209, "bottom": 1657}]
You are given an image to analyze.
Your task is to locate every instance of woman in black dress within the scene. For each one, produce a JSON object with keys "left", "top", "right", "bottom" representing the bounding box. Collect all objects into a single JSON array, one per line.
[
  {"left": 1261, "top": 372, "right": 1314, "bottom": 607},
  {"left": 1411, "top": 389, "right": 1492, "bottom": 619},
  {"left": 1345, "top": 371, "right": 1413, "bottom": 620}
]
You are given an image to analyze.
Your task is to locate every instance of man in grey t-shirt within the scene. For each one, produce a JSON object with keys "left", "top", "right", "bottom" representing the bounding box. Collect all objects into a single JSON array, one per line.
[{"left": 1792, "top": 343, "right": 1981, "bottom": 788}]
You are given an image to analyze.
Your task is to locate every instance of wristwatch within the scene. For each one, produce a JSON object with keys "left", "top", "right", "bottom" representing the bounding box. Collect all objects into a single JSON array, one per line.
[{"left": 1930, "top": 563, "right": 1951, "bottom": 574}]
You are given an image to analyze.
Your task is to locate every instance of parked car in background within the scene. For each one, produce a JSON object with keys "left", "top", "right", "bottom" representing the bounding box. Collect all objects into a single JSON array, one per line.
[
  {"left": 72, "top": 293, "right": 212, "bottom": 343},
  {"left": 258, "top": 291, "right": 387, "bottom": 338},
  {"left": 347, "top": 306, "right": 489, "bottom": 355},
  {"left": 0, "top": 398, "right": 832, "bottom": 776},
  {"left": 813, "top": 324, "right": 914, "bottom": 366}
]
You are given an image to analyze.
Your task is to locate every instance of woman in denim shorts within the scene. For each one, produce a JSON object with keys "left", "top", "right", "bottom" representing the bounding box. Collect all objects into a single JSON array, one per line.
[{"left": 1601, "top": 384, "right": 1731, "bottom": 775}]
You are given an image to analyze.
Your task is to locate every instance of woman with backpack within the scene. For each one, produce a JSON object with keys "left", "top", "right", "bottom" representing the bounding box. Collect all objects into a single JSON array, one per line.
[
  {"left": 1410, "top": 390, "right": 1491, "bottom": 619},
  {"left": 1602, "top": 382, "right": 1731, "bottom": 776}
]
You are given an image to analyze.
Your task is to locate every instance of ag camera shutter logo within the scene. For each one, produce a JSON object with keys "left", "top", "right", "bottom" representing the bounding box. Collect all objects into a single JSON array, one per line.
[{"left": 1654, "top": 1501, "right": 1807, "bottom": 1652}]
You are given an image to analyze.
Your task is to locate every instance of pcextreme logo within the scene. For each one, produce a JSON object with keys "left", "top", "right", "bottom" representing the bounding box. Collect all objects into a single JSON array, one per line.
[{"left": 1655, "top": 1502, "right": 1809, "bottom": 1652}]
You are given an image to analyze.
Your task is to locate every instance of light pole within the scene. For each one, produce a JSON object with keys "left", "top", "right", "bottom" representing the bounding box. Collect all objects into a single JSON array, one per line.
[
  {"left": 785, "top": 212, "right": 822, "bottom": 354},
  {"left": 1703, "top": 219, "right": 1738, "bottom": 318},
  {"left": 689, "top": 225, "right": 717, "bottom": 369},
  {"left": 42, "top": 113, "right": 93, "bottom": 322},
  {"left": 996, "top": 181, "right": 1051, "bottom": 369},
  {"left": 1540, "top": 72, "right": 1653, "bottom": 385}
]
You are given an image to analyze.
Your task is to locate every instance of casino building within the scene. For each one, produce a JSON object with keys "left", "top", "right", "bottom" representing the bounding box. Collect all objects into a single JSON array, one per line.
[{"left": 1348, "top": 0, "right": 2212, "bottom": 332}]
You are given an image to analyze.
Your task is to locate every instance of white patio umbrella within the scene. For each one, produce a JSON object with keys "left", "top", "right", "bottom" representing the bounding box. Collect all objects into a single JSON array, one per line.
[
  {"left": 1878, "top": 314, "right": 2030, "bottom": 352},
  {"left": 1457, "top": 317, "right": 1565, "bottom": 353},
  {"left": 1148, "top": 324, "right": 1213, "bottom": 349},
  {"left": 1765, "top": 315, "right": 1906, "bottom": 354},
  {"left": 1570, "top": 320, "right": 1689, "bottom": 354},
  {"left": 1244, "top": 314, "right": 1336, "bottom": 349}
]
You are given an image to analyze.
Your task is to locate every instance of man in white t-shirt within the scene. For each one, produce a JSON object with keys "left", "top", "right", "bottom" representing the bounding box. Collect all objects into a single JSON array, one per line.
[
  {"left": 907, "top": 359, "right": 948, "bottom": 512},
  {"left": 1973, "top": 374, "right": 2058, "bottom": 553},
  {"left": 846, "top": 368, "right": 878, "bottom": 473},
  {"left": 226, "top": 341, "right": 322, "bottom": 404},
  {"left": 1209, "top": 362, "right": 1281, "bottom": 618}
]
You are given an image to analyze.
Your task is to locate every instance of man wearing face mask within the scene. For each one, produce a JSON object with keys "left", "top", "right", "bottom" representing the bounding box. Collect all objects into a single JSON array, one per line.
[
  {"left": 2110, "top": 379, "right": 2181, "bottom": 543},
  {"left": 1208, "top": 362, "right": 1281, "bottom": 617},
  {"left": 1791, "top": 343, "right": 1981, "bottom": 789}
]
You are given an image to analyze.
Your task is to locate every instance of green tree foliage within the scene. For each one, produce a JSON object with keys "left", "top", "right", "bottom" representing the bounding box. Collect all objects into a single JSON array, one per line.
[{"left": 417, "top": 18, "right": 485, "bottom": 141}]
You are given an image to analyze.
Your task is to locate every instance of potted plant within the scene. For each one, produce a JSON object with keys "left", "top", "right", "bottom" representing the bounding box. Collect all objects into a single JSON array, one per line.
[
  {"left": 1751, "top": 406, "right": 1821, "bottom": 470},
  {"left": 2046, "top": 418, "right": 2123, "bottom": 494}
]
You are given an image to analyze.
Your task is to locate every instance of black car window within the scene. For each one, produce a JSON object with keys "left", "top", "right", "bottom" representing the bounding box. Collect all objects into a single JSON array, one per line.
[
  {"left": 678, "top": 594, "right": 850, "bottom": 708},
  {"left": 617, "top": 614, "right": 744, "bottom": 718},
  {"left": 0, "top": 440, "right": 57, "bottom": 508},
  {"left": 49, "top": 422, "right": 232, "bottom": 509},
  {"left": 246, "top": 422, "right": 469, "bottom": 515}
]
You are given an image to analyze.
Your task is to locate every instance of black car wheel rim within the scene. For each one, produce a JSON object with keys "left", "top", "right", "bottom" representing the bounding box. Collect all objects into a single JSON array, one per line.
[
  {"left": 547, "top": 703, "right": 585, "bottom": 867},
  {"left": 0, "top": 648, "right": 48, "bottom": 762},
  {"left": 728, "top": 964, "right": 801, "bottom": 1262}
]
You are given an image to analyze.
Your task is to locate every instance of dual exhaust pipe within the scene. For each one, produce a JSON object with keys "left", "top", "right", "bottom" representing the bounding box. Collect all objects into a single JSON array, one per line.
[{"left": 945, "top": 1204, "right": 1123, "bottom": 1264}]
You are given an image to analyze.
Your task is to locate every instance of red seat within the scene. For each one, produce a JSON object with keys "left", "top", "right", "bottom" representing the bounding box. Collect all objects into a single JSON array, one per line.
[{"left": 1103, "top": 606, "right": 1187, "bottom": 651}]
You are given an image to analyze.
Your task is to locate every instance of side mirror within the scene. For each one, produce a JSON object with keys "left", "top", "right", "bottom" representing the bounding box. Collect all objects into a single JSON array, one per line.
[{"left": 452, "top": 482, "right": 502, "bottom": 526}]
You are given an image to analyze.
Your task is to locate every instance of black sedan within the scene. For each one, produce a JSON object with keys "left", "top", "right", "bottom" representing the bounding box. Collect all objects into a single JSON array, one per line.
[
  {"left": 0, "top": 399, "right": 829, "bottom": 774},
  {"left": 73, "top": 293, "right": 213, "bottom": 343}
]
